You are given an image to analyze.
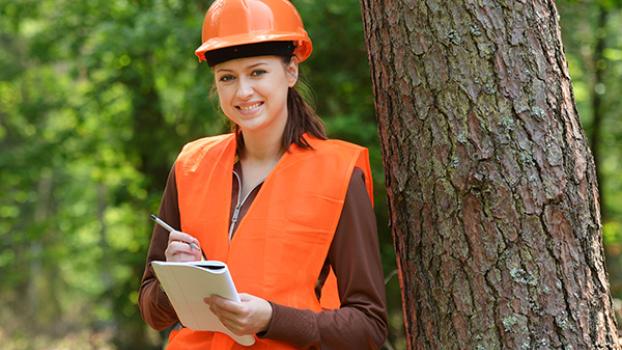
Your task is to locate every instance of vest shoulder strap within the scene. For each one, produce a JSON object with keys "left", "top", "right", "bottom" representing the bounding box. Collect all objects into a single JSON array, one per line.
[
  {"left": 311, "top": 138, "right": 374, "bottom": 206},
  {"left": 176, "top": 134, "right": 234, "bottom": 174}
]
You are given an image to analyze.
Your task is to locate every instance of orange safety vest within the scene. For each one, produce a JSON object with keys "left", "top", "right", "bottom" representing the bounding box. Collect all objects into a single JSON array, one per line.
[{"left": 168, "top": 133, "right": 373, "bottom": 350}]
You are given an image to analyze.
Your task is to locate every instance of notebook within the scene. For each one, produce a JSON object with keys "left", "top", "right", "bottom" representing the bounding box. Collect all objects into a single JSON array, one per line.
[{"left": 151, "top": 260, "right": 255, "bottom": 346}]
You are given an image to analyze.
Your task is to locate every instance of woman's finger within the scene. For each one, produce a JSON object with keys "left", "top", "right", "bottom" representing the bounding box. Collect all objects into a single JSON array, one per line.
[
  {"left": 208, "top": 296, "right": 245, "bottom": 316},
  {"left": 220, "top": 319, "right": 246, "bottom": 336},
  {"left": 166, "top": 241, "right": 194, "bottom": 255},
  {"left": 208, "top": 304, "right": 242, "bottom": 330},
  {"left": 167, "top": 230, "right": 201, "bottom": 248},
  {"left": 175, "top": 252, "right": 198, "bottom": 262},
  {"left": 209, "top": 302, "right": 244, "bottom": 322},
  {"left": 165, "top": 241, "right": 201, "bottom": 262},
  {"left": 204, "top": 294, "right": 270, "bottom": 335}
]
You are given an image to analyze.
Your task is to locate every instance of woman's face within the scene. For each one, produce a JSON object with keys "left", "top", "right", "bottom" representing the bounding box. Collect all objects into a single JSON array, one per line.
[{"left": 214, "top": 55, "right": 298, "bottom": 133}]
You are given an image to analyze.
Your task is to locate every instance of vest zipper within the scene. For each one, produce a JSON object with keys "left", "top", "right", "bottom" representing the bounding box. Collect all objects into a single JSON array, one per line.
[{"left": 229, "top": 170, "right": 262, "bottom": 240}]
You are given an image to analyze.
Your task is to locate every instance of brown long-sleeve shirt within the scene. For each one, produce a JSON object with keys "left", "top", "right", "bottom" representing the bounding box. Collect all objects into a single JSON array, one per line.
[{"left": 139, "top": 162, "right": 388, "bottom": 349}]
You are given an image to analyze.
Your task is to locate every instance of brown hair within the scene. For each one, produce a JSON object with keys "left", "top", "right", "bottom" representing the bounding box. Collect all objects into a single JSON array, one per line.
[{"left": 233, "top": 56, "right": 327, "bottom": 152}]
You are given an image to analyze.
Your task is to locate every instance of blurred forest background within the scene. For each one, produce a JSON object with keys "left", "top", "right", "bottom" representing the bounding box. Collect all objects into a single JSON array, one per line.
[{"left": 0, "top": 0, "right": 620, "bottom": 349}]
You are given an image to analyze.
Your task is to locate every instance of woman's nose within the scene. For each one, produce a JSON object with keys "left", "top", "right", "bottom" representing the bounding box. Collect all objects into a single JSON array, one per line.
[{"left": 236, "top": 77, "right": 253, "bottom": 99}]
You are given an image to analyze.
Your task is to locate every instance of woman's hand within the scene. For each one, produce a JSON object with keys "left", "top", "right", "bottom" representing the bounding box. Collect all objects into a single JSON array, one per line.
[
  {"left": 165, "top": 230, "right": 202, "bottom": 262},
  {"left": 204, "top": 293, "right": 273, "bottom": 336}
]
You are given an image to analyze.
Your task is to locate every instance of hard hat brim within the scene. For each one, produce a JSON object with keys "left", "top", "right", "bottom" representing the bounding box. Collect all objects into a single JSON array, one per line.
[
  {"left": 203, "top": 41, "right": 296, "bottom": 67},
  {"left": 195, "top": 32, "right": 312, "bottom": 63}
]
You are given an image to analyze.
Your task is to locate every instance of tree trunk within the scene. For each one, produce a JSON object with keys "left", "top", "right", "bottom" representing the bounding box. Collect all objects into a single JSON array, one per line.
[{"left": 359, "top": 1, "right": 620, "bottom": 349}]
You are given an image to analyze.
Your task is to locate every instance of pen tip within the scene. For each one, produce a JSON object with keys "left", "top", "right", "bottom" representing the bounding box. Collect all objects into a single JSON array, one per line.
[{"left": 149, "top": 214, "right": 156, "bottom": 220}]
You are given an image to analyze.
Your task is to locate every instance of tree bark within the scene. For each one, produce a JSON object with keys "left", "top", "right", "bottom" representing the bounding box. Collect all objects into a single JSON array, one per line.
[{"left": 359, "top": 1, "right": 620, "bottom": 349}]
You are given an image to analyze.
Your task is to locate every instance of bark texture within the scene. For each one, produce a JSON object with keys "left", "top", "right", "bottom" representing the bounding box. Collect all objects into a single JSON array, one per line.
[{"left": 359, "top": 1, "right": 621, "bottom": 349}]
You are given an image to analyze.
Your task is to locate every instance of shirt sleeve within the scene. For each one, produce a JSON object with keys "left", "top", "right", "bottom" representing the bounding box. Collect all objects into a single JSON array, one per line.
[
  {"left": 260, "top": 167, "right": 389, "bottom": 349},
  {"left": 138, "top": 165, "right": 180, "bottom": 330}
]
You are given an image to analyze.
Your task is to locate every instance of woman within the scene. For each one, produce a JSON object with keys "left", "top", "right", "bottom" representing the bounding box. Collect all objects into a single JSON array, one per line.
[{"left": 138, "top": 0, "right": 387, "bottom": 349}]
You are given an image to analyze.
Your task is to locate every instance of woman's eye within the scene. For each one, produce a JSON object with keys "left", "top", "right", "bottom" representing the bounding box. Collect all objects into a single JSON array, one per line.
[
  {"left": 219, "top": 75, "right": 235, "bottom": 82},
  {"left": 251, "top": 69, "right": 267, "bottom": 77}
]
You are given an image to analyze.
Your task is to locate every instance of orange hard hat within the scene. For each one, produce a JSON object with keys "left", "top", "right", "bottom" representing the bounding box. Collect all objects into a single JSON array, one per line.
[{"left": 195, "top": 0, "right": 312, "bottom": 64}]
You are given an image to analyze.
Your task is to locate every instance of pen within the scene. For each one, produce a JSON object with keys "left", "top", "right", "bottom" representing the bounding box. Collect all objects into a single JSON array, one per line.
[{"left": 150, "top": 214, "right": 202, "bottom": 252}]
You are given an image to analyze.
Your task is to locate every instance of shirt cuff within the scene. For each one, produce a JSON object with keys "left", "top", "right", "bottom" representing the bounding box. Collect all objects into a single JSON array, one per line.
[
  {"left": 256, "top": 301, "right": 275, "bottom": 338},
  {"left": 256, "top": 302, "right": 317, "bottom": 346}
]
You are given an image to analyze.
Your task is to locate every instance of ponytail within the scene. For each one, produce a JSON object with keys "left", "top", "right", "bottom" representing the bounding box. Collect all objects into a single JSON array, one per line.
[{"left": 281, "top": 87, "right": 327, "bottom": 150}]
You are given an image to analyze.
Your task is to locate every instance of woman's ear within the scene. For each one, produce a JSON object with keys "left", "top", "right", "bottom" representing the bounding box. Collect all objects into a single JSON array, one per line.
[{"left": 286, "top": 57, "right": 299, "bottom": 87}]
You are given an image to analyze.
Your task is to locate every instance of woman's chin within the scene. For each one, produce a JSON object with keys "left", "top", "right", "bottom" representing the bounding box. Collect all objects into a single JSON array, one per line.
[{"left": 237, "top": 119, "right": 264, "bottom": 131}]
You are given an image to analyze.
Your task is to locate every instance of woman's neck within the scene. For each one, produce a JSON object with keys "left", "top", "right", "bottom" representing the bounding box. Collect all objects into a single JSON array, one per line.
[{"left": 239, "top": 126, "right": 284, "bottom": 163}]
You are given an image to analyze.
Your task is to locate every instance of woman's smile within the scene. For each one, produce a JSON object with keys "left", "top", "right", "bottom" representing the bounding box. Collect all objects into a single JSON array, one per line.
[{"left": 236, "top": 101, "right": 265, "bottom": 115}]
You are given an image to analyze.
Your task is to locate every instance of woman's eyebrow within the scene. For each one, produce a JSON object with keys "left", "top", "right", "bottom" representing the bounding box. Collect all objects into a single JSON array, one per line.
[
  {"left": 245, "top": 62, "right": 268, "bottom": 69},
  {"left": 215, "top": 68, "right": 234, "bottom": 73},
  {"left": 215, "top": 62, "right": 267, "bottom": 73}
]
